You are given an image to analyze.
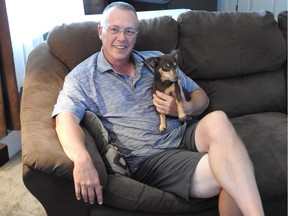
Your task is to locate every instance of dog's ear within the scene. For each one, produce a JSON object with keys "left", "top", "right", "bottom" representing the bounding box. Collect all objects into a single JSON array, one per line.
[
  {"left": 145, "top": 57, "right": 159, "bottom": 68},
  {"left": 170, "top": 49, "right": 179, "bottom": 61}
]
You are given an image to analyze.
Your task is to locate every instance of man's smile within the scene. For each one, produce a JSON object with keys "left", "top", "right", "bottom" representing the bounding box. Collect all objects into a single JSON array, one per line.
[{"left": 113, "top": 45, "right": 127, "bottom": 49}]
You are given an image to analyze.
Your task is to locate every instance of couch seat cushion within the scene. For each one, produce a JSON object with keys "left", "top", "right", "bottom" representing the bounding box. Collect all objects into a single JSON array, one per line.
[{"left": 231, "top": 112, "right": 287, "bottom": 199}]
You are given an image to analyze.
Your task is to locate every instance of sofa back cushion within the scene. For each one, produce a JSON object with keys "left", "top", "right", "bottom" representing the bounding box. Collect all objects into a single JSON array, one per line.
[
  {"left": 178, "top": 11, "right": 287, "bottom": 117},
  {"left": 47, "top": 21, "right": 101, "bottom": 71},
  {"left": 135, "top": 15, "right": 178, "bottom": 53},
  {"left": 178, "top": 10, "right": 286, "bottom": 78},
  {"left": 47, "top": 16, "right": 178, "bottom": 70}
]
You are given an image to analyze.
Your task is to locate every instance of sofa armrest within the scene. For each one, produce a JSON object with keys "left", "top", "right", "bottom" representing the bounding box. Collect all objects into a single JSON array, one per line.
[
  {"left": 21, "top": 114, "right": 107, "bottom": 183},
  {"left": 21, "top": 42, "right": 107, "bottom": 188},
  {"left": 21, "top": 43, "right": 107, "bottom": 215},
  {"left": 21, "top": 43, "right": 74, "bottom": 178}
]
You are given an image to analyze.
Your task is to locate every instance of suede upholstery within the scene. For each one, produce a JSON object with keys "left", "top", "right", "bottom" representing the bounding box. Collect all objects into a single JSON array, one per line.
[{"left": 21, "top": 11, "right": 287, "bottom": 216}]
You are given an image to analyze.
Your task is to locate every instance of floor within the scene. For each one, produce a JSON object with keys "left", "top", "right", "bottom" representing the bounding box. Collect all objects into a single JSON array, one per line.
[{"left": 0, "top": 151, "right": 47, "bottom": 216}]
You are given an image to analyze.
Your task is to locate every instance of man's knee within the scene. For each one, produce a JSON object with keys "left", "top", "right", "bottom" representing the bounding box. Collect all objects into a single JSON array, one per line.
[
  {"left": 204, "top": 111, "right": 235, "bottom": 133},
  {"left": 196, "top": 110, "right": 238, "bottom": 151},
  {"left": 206, "top": 110, "right": 229, "bottom": 124}
]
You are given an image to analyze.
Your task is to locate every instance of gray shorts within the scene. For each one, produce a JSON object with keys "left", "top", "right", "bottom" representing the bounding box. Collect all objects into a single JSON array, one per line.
[{"left": 132, "top": 121, "right": 206, "bottom": 201}]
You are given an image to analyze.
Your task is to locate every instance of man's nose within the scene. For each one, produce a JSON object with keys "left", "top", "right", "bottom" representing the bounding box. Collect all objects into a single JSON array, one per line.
[{"left": 117, "top": 31, "right": 126, "bottom": 40}]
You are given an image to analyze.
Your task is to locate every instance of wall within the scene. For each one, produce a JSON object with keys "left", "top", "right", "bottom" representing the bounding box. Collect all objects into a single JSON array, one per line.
[
  {"left": 169, "top": 0, "right": 217, "bottom": 11},
  {"left": 217, "top": 0, "right": 287, "bottom": 16},
  {"left": 6, "top": 0, "right": 85, "bottom": 91}
]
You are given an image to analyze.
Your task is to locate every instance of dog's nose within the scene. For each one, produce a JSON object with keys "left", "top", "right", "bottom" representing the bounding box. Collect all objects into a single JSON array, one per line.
[{"left": 169, "top": 75, "right": 178, "bottom": 82}]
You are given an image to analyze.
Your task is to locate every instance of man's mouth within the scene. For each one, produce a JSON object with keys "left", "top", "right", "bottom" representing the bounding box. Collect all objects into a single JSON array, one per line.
[{"left": 113, "top": 45, "right": 127, "bottom": 49}]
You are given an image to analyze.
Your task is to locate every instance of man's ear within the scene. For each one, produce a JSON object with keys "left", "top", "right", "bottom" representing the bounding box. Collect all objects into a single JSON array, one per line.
[
  {"left": 145, "top": 57, "right": 159, "bottom": 68},
  {"left": 98, "top": 25, "right": 103, "bottom": 40}
]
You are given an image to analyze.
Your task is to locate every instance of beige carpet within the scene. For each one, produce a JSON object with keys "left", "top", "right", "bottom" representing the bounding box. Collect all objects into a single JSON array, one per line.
[{"left": 0, "top": 151, "right": 47, "bottom": 216}]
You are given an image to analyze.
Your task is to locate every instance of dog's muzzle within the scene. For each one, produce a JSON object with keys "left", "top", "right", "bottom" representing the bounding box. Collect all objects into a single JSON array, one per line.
[{"left": 169, "top": 77, "right": 178, "bottom": 82}]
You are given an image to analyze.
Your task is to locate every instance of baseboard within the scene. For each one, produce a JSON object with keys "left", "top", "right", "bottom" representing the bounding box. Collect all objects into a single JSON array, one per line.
[{"left": 0, "top": 130, "right": 21, "bottom": 161}]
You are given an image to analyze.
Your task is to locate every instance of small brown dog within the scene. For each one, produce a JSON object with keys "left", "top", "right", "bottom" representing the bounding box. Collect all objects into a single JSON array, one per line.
[{"left": 146, "top": 51, "right": 189, "bottom": 132}]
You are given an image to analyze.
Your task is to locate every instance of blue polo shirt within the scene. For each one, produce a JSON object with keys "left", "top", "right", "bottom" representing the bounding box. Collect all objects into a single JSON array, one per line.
[{"left": 52, "top": 49, "right": 199, "bottom": 172}]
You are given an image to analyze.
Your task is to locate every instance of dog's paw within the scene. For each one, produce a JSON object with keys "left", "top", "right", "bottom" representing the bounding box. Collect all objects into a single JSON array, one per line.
[
  {"left": 178, "top": 113, "right": 186, "bottom": 122},
  {"left": 159, "top": 124, "right": 167, "bottom": 132}
]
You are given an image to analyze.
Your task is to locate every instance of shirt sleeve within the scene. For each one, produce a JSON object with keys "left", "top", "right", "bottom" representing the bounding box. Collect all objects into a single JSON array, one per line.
[
  {"left": 51, "top": 73, "right": 89, "bottom": 120},
  {"left": 177, "top": 68, "right": 199, "bottom": 93}
]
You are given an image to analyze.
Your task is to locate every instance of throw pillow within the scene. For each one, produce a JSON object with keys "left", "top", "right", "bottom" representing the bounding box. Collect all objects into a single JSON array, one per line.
[{"left": 81, "top": 110, "right": 131, "bottom": 177}]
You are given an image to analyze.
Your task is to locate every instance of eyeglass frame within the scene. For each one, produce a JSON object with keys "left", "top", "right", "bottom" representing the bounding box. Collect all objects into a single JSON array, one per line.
[{"left": 101, "top": 25, "right": 138, "bottom": 37}]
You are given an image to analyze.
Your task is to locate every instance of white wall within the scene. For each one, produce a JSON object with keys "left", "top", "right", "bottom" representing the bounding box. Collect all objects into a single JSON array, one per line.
[
  {"left": 217, "top": 0, "right": 287, "bottom": 16},
  {"left": 6, "top": 0, "right": 85, "bottom": 91}
]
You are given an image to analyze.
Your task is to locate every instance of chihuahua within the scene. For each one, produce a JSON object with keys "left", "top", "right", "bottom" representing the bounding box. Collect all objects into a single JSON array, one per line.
[{"left": 146, "top": 50, "right": 189, "bottom": 132}]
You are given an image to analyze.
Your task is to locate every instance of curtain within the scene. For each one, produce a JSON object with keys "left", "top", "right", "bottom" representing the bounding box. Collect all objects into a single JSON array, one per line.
[
  {"left": 5, "top": 0, "right": 84, "bottom": 92},
  {"left": 0, "top": 0, "right": 20, "bottom": 136},
  {"left": 0, "top": 0, "right": 85, "bottom": 137}
]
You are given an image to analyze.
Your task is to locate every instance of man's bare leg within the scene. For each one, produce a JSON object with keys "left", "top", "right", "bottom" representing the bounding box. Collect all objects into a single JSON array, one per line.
[
  {"left": 190, "top": 111, "right": 264, "bottom": 216},
  {"left": 190, "top": 155, "right": 242, "bottom": 216},
  {"left": 219, "top": 189, "right": 243, "bottom": 216}
]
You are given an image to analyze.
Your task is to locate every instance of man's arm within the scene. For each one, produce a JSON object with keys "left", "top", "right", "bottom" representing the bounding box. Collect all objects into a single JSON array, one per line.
[
  {"left": 185, "top": 88, "right": 210, "bottom": 116},
  {"left": 153, "top": 88, "right": 209, "bottom": 117},
  {"left": 55, "top": 112, "right": 103, "bottom": 205}
]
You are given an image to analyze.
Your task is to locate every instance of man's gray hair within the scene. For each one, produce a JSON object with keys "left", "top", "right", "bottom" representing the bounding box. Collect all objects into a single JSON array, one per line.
[{"left": 100, "top": 1, "right": 138, "bottom": 26}]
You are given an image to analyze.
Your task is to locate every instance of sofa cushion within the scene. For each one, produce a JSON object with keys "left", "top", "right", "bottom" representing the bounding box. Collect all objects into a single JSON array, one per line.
[
  {"left": 135, "top": 16, "right": 178, "bottom": 54},
  {"left": 81, "top": 111, "right": 131, "bottom": 176},
  {"left": 81, "top": 110, "right": 110, "bottom": 155},
  {"left": 47, "top": 21, "right": 101, "bottom": 70},
  {"left": 231, "top": 112, "right": 287, "bottom": 199},
  {"left": 197, "top": 69, "right": 287, "bottom": 117},
  {"left": 177, "top": 10, "right": 286, "bottom": 79}
]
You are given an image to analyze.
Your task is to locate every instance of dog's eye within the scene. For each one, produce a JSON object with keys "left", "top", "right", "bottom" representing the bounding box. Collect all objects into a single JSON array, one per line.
[{"left": 162, "top": 64, "right": 170, "bottom": 71}]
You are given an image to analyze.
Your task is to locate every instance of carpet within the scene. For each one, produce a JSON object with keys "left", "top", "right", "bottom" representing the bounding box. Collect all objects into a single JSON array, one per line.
[{"left": 0, "top": 151, "right": 46, "bottom": 216}]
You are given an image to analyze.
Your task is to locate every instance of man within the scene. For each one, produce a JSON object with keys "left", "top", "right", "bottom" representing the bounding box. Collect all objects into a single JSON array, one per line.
[{"left": 53, "top": 2, "right": 264, "bottom": 215}]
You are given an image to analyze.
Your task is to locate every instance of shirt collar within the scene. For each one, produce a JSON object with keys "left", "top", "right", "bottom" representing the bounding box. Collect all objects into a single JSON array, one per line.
[{"left": 96, "top": 48, "right": 145, "bottom": 74}]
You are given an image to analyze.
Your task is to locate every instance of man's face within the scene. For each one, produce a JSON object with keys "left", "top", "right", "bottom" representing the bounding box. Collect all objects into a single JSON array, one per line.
[{"left": 98, "top": 8, "right": 138, "bottom": 65}]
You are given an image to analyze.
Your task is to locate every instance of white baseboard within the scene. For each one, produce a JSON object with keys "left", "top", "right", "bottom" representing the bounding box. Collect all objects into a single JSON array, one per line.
[{"left": 0, "top": 130, "right": 21, "bottom": 158}]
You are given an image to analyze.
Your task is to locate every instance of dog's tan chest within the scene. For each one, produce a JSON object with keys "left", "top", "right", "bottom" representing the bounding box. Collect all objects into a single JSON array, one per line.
[{"left": 164, "top": 83, "right": 176, "bottom": 96}]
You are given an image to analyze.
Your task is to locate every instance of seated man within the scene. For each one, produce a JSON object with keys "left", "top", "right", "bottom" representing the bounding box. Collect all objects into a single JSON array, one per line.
[{"left": 53, "top": 2, "right": 264, "bottom": 215}]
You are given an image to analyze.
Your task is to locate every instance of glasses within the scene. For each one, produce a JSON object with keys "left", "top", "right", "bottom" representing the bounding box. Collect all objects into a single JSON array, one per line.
[{"left": 102, "top": 26, "right": 138, "bottom": 37}]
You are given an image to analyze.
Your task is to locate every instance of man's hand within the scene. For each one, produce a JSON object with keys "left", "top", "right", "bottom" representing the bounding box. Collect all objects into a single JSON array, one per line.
[
  {"left": 55, "top": 112, "right": 103, "bottom": 205},
  {"left": 153, "top": 88, "right": 210, "bottom": 117},
  {"left": 73, "top": 154, "right": 103, "bottom": 205},
  {"left": 153, "top": 91, "right": 178, "bottom": 117}
]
